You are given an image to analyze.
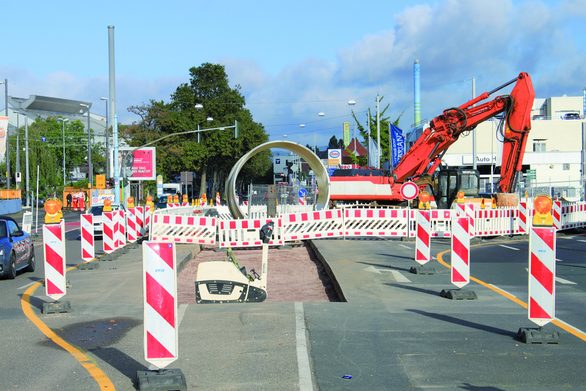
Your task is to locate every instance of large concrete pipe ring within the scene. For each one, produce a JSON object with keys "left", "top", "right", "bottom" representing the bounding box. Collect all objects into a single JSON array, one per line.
[{"left": 226, "top": 140, "right": 330, "bottom": 219}]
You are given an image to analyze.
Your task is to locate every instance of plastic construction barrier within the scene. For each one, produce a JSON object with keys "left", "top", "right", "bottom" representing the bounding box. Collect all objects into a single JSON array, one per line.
[
  {"left": 559, "top": 201, "right": 586, "bottom": 230},
  {"left": 408, "top": 209, "right": 454, "bottom": 238},
  {"left": 282, "top": 209, "right": 344, "bottom": 241},
  {"left": 150, "top": 214, "right": 217, "bottom": 245},
  {"left": 474, "top": 208, "right": 520, "bottom": 236},
  {"left": 344, "top": 208, "right": 409, "bottom": 238},
  {"left": 218, "top": 218, "right": 283, "bottom": 248}
]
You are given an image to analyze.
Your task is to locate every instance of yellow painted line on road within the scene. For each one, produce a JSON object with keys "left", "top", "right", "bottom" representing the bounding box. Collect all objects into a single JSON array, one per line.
[
  {"left": 437, "top": 249, "right": 586, "bottom": 342},
  {"left": 20, "top": 262, "right": 116, "bottom": 390}
]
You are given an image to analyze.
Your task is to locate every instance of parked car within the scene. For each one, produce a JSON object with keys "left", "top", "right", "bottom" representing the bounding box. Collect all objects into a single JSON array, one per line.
[
  {"left": 0, "top": 215, "right": 35, "bottom": 279},
  {"left": 562, "top": 112, "right": 581, "bottom": 120},
  {"left": 87, "top": 204, "right": 126, "bottom": 237},
  {"left": 156, "top": 196, "right": 168, "bottom": 209}
]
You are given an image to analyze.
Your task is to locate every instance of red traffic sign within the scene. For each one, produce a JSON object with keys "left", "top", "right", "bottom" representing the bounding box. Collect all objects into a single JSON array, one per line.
[{"left": 400, "top": 181, "right": 419, "bottom": 200}]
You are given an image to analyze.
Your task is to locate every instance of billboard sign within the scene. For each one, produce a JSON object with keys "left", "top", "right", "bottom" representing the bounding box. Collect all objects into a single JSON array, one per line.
[
  {"left": 113, "top": 147, "right": 156, "bottom": 181},
  {"left": 328, "top": 149, "right": 342, "bottom": 167}
]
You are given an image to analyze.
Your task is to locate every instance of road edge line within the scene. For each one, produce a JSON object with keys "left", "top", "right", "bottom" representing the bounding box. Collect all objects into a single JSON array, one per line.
[
  {"left": 436, "top": 249, "right": 586, "bottom": 342},
  {"left": 20, "top": 281, "right": 116, "bottom": 390}
]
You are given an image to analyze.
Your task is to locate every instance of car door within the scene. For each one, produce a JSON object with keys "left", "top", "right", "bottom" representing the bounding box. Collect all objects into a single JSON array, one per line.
[{"left": 7, "top": 220, "right": 28, "bottom": 267}]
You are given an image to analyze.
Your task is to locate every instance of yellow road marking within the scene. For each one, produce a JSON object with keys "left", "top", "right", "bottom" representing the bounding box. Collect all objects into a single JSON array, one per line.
[
  {"left": 437, "top": 249, "right": 586, "bottom": 342},
  {"left": 20, "top": 261, "right": 116, "bottom": 390}
]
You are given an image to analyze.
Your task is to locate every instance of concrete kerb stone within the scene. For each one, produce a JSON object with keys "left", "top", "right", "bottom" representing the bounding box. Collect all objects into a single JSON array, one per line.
[
  {"left": 307, "top": 240, "right": 346, "bottom": 302},
  {"left": 177, "top": 244, "right": 201, "bottom": 273}
]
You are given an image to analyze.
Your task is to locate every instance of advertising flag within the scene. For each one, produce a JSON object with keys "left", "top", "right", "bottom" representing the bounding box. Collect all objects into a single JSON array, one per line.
[
  {"left": 0, "top": 116, "right": 7, "bottom": 163},
  {"left": 390, "top": 124, "right": 405, "bottom": 168},
  {"left": 343, "top": 122, "right": 350, "bottom": 147}
]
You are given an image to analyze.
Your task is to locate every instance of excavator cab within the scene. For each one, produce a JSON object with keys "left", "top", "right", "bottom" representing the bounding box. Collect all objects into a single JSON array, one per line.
[{"left": 435, "top": 168, "right": 480, "bottom": 209}]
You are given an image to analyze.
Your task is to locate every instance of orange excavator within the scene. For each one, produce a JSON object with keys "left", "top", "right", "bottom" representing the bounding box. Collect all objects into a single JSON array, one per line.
[{"left": 329, "top": 72, "right": 535, "bottom": 208}]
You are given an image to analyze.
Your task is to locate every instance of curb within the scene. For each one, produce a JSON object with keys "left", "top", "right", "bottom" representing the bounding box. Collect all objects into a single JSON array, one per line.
[{"left": 307, "top": 240, "right": 346, "bottom": 302}]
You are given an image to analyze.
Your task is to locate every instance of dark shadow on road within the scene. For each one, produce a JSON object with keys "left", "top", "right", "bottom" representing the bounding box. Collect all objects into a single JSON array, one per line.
[
  {"left": 385, "top": 283, "right": 441, "bottom": 296},
  {"left": 91, "top": 346, "right": 146, "bottom": 389},
  {"left": 19, "top": 294, "right": 49, "bottom": 312},
  {"left": 358, "top": 261, "right": 412, "bottom": 273},
  {"left": 406, "top": 309, "right": 516, "bottom": 338},
  {"left": 459, "top": 383, "right": 505, "bottom": 391},
  {"left": 373, "top": 253, "right": 416, "bottom": 262}
]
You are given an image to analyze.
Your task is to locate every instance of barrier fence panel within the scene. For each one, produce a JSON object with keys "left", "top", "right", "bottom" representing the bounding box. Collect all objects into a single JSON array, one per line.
[
  {"left": 282, "top": 209, "right": 344, "bottom": 241},
  {"left": 343, "top": 208, "right": 409, "bottom": 238},
  {"left": 474, "top": 208, "right": 519, "bottom": 236},
  {"left": 409, "top": 209, "right": 453, "bottom": 238},
  {"left": 150, "top": 214, "right": 217, "bottom": 245},
  {"left": 218, "top": 218, "right": 283, "bottom": 248},
  {"left": 560, "top": 201, "right": 586, "bottom": 230}
]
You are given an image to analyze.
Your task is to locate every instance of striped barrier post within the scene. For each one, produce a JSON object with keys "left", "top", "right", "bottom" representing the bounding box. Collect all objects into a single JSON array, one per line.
[
  {"left": 145, "top": 205, "right": 153, "bottom": 237},
  {"left": 136, "top": 206, "right": 145, "bottom": 237},
  {"left": 552, "top": 200, "right": 561, "bottom": 230},
  {"left": 43, "top": 221, "right": 66, "bottom": 300},
  {"left": 80, "top": 214, "right": 95, "bottom": 262},
  {"left": 103, "top": 212, "right": 115, "bottom": 254},
  {"left": 528, "top": 226, "right": 556, "bottom": 326},
  {"left": 519, "top": 202, "right": 528, "bottom": 234},
  {"left": 415, "top": 210, "right": 431, "bottom": 264},
  {"left": 127, "top": 207, "right": 138, "bottom": 243},
  {"left": 451, "top": 217, "right": 471, "bottom": 288},
  {"left": 116, "top": 210, "right": 126, "bottom": 249},
  {"left": 143, "top": 242, "right": 178, "bottom": 368}
]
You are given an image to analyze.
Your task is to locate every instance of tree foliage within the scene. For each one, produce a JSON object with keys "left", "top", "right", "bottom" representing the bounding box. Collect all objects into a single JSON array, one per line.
[{"left": 125, "top": 63, "right": 271, "bottom": 196}]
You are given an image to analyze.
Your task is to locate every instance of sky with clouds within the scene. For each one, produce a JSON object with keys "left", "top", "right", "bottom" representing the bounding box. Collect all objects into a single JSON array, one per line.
[{"left": 2, "top": 0, "right": 585, "bottom": 146}]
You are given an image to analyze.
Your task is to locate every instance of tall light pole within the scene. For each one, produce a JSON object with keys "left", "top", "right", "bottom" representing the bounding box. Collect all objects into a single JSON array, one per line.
[
  {"left": 58, "top": 118, "right": 69, "bottom": 185},
  {"left": 24, "top": 115, "right": 29, "bottom": 207},
  {"left": 80, "top": 103, "right": 93, "bottom": 187},
  {"left": 376, "top": 94, "right": 381, "bottom": 169},
  {"left": 14, "top": 111, "right": 21, "bottom": 190},
  {"left": 100, "top": 97, "right": 109, "bottom": 177},
  {"left": 1, "top": 78, "right": 10, "bottom": 188},
  {"left": 472, "top": 76, "right": 477, "bottom": 170},
  {"left": 347, "top": 100, "right": 357, "bottom": 159}
]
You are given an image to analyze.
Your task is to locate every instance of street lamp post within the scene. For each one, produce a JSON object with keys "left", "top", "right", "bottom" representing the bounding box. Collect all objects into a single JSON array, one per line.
[
  {"left": 101, "top": 97, "right": 109, "bottom": 177},
  {"left": 14, "top": 111, "right": 21, "bottom": 190},
  {"left": 24, "top": 115, "right": 29, "bottom": 207},
  {"left": 58, "top": 118, "right": 69, "bottom": 185},
  {"left": 1, "top": 78, "right": 10, "bottom": 188},
  {"left": 80, "top": 103, "right": 93, "bottom": 186}
]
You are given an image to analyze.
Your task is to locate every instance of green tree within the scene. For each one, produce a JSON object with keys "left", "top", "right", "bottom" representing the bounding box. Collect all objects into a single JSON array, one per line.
[{"left": 125, "top": 63, "right": 271, "bottom": 197}]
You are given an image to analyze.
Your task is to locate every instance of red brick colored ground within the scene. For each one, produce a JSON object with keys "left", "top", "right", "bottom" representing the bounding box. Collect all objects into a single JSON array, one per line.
[{"left": 177, "top": 243, "right": 338, "bottom": 304}]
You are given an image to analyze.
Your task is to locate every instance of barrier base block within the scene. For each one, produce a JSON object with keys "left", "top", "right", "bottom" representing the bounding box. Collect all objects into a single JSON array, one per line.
[
  {"left": 136, "top": 368, "right": 187, "bottom": 391},
  {"left": 126, "top": 242, "right": 140, "bottom": 250},
  {"left": 78, "top": 261, "right": 99, "bottom": 270},
  {"left": 101, "top": 254, "right": 115, "bottom": 261},
  {"left": 409, "top": 264, "right": 436, "bottom": 275},
  {"left": 42, "top": 301, "right": 72, "bottom": 314},
  {"left": 440, "top": 288, "right": 477, "bottom": 300},
  {"left": 517, "top": 327, "right": 560, "bottom": 344}
]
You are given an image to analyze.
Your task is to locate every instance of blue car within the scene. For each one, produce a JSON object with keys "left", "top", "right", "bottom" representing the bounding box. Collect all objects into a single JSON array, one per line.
[{"left": 0, "top": 215, "right": 35, "bottom": 279}]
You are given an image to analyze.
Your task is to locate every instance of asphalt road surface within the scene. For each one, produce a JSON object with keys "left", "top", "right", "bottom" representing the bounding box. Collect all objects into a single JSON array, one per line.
[{"left": 1, "top": 218, "right": 585, "bottom": 390}]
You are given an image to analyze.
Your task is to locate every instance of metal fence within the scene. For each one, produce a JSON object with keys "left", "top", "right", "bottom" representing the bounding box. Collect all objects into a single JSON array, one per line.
[{"left": 244, "top": 183, "right": 318, "bottom": 215}]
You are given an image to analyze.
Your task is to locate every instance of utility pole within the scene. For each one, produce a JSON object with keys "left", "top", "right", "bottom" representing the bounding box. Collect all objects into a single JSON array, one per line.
[
  {"left": 472, "top": 77, "right": 477, "bottom": 170},
  {"left": 376, "top": 94, "right": 381, "bottom": 169},
  {"left": 2, "top": 78, "right": 10, "bottom": 188}
]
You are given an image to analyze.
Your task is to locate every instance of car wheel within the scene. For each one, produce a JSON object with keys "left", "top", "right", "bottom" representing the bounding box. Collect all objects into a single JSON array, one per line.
[
  {"left": 7, "top": 252, "right": 16, "bottom": 279},
  {"left": 26, "top": 246, "right": 36, "bottom": 273}
]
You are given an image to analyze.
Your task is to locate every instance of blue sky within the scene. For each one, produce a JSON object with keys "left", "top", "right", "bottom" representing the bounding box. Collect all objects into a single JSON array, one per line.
[{"left": 2, "top": 0, "right": 585, "bottom": 146}]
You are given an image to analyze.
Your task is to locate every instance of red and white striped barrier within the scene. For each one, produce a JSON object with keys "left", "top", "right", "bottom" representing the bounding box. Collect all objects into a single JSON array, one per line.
[
  {"left": 474, "top": 208, "right": 519, "bottom": 236},
  {"left": 150, "top": 214, "right": 217, "bottom": 245},
  {"left": 518, "top": 202, "right": 529, "bottom": 234},
  {"left": 116, "top": 210, "right": 126, "bottom": 249},
  {"left": 43, "top": 222, "right": 66, "bottom": 300},
  {"left": 552, "top": 200, "right": 561, "bottom": 230},
  {"left": 415, "top": 210, "right": 431, "bottom": 264},
  {"left": 409, "top": 209, "right": 453, "bottom": 238},
  {"left": 344, "top": 208, "right": 409, "bottom": 238},
  {"left": 80, "top": 214, "right": 94, "bottom": 262},
  {"left": 282, "top": 209, "right": 344, "bottom": 241},
  {"left": 218, "top": 218, "right": 283, "bottom": 248},
  {"left": 451, "top": 217, "right": 471, "bottom": 288},
  {"left": 298, "top": 196, "right": 306, "bottom": 206},
  {"left": 103, "top": 212, "right": 115, "bottom": 254},
  {"left": 216, "top": 194, "right": 221, "bottom": 206},
  {"left": 145, "top": 205, "right": 153, "bottom": 236},
  {"left": 135, "top": 206, "right": 145, "bottom": 237},
  {"left": 528, "top": 226, "right": 556, "bottom": 326},
  {"left": 142, "top": 242, "right": 178, "bottom": 369},
  {"left": 456, "top": 203, "right": 476, "bottom": 236},
  {"left": 127, "top": 207, "right": 138, "bottom": 243}
]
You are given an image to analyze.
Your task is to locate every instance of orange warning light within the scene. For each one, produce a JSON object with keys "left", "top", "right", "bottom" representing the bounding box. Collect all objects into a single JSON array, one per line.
[{"left": 533, "top": 194, "right": 553, "bottom": 227}]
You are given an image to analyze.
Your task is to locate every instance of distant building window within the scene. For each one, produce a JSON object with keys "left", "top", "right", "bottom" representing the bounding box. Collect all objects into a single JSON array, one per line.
[
  {"left": 533, "top": 142, "right": 546, "bottom": 153},
  {"left": 563, "top": 163, "right": 570, "bottom": 171}
]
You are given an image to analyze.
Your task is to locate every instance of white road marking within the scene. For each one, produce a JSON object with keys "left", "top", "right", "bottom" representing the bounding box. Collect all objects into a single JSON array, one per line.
[
  {"left": 398, "top": 244, "right": 411, "bottom": 250},
  {"left": 559, "top": 236, "right": 574, "bottom": 240},
  {"left": 295, "top": 302, "right": 314, "bottom": 391},
  {"left": 499, "top": 244, "right": 520, "bottom": 251},
  {"left": 556, "top": 258, "right": 565, "bottom": 262},
  {"left": 17, "top": 281, "right": 37, "bottom": 290},
  {"left": 390, "top": 270, "right": 412, "bottom": 283},
  {"left": 578, "top": 240, "right": 586, "bottom": 243},
  {"left": 555, "top": 276, "right": 577, "bottom": 285}
]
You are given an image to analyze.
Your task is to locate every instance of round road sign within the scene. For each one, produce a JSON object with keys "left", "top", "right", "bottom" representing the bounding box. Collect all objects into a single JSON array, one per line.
[{"left": 400, "top": 181, "right": 419, "bottom": 200}]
